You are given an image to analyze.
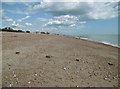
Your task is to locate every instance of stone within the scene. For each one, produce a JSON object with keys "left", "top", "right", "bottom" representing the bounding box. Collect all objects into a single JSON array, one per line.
[
  {"left": 16, "top": 51, "right": 20, "bottom": 54},
  {"left": 28, "top": 81, "right": 31, "bottom": 84},
  {"left": 104, "top": 78, "right": 108, "bottom": 80},
  {"left": 108, "top": 62, "right": 113, "bottom": 66},
  {"left": 41, "top": 32, "right": 45, "bottom": 34},
  {"left": 46, "top": 55, "right": 52, "bottom": 58},
  {"left": 13, "top": 74, "right": 17, "bottom": 78},
  {"left": 34, "top": 73, "right": 37, "bottom": 76},
  {"left": 63, "top": 68, "right": 66, "bottom": 70},
  {"left": 9, "top": 83, "right": 13, "bottom": 87},
  {"left": 76, "top": 85, "right": 79, "bottom": 87},
  {"left": 76, "top": 58, "right": 79, "bottom": 61}
]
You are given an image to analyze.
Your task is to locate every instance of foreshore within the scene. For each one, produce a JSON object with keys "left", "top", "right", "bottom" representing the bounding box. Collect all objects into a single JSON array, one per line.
[{"left": 2, "top": 32, "right": 119, "bottom": 87}]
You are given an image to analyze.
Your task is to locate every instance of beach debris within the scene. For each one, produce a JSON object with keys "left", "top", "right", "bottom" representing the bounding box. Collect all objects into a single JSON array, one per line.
[
  {"left": 63, "top": 67, "right": 66, "bottom": 70},
  {"left": 9, "top": 83, "right": 13, "bottom": 87},
  {"left": 46, "top": 55, "right": 52, "bottom": 58},
  {"left": 34, "top": 73, "right": 38, "bottom": 76},
  {"left": 89, "top": 74, "right": 92, "bottom": 78},
  {"left": 28, "top": 81, "right": 31, "bottom": 84},
  {"left": 41, "top": 32, "right": 45, "bottom": 34},
  {"left": 76, "top": 85, "right": 79, "bottom": 87},
  {"left": 76, "top": 58, "right": 79, "bottom": 62},
  {"left": 46, "top": 32, "right": 50, "bottom": 34},
  {"left": 15, "top": 51, "right": 20, "bottom": 54},
  {"left": 108, "top": 62, "right": 113, "bottom": 66},
  {"left": 98, "top": 65, "right": 101, "bottom": 69},
  {"left": 13, "top": 74, "right": 17, "bottom": 78},
  {"left": 103, "top": 77, "right": 108, "bottom": 80},
  {"left": 88, "top": 71, "right": 92, "bottom": 74}
]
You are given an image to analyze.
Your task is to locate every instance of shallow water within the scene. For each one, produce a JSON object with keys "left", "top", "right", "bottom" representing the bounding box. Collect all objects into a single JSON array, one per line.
[{"left": 78, "top": 34, "right": 119, "bottom": 47}]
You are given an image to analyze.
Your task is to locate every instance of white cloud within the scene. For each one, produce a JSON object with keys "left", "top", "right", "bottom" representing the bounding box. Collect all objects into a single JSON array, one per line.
[
  {"left": 25, "top": 22, "right": 32, "bottom": 26},
  {"left": 44, "top": 15, "right": 86, "bottom": 28},
  {"left": 30, "top": 1, "right": 119, "bottom": 20},
  {"left": 11, "top": 21, "right": 19, "bottom": 27},
  {"left": 17, "top": 15, "right": 30, "bottom": 22}
]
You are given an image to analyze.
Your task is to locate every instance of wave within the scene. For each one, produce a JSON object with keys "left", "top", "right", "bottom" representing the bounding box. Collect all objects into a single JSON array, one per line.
[
  {"left": 79, "top": 37, "right": 119, "bottom": 48},
  {"left": 101, "top": 41, "right": 119, "bottom": 48}
]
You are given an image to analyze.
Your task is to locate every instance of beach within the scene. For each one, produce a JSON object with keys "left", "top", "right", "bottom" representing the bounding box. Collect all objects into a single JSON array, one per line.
[{"left": 2, "top": 32, "right": 119, "bottom": 87}]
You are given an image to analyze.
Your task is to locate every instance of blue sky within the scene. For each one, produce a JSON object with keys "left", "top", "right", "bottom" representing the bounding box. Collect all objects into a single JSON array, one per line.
[{"left": 1, "top": 1, "right": 119, "bottom": 35}]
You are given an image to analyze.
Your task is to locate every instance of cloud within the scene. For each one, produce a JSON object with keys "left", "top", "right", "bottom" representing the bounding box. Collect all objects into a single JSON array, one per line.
[
  {"left": 2, "top": 16, "right": 13, "bottom": 22},
  {"left": 44, "top": 15, "right": 86, "bottom": 29},
  {"left": 31, "top": 1, "right": 119, "bottom": 20},
  {"left": 25, "top": 22, "right": 32, "bottom": 26},
  {"left": 11, "top": 21, "right": 19, "bottom": 27},
  {"left": 17, "top": 15, "right": 30, "bottom": 22},
  {"left": 45, "top": 15, "right": 78, "bottom": 26}
]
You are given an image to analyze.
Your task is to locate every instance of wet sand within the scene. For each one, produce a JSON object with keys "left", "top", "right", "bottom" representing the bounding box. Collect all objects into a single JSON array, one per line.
[{"left": 2, "top": 32, "right": 119, "bottom": 87}]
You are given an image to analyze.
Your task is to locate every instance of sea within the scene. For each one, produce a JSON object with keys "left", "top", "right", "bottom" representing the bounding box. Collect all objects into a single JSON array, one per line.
[
  {"left": 76, "top": 34, "right": 119, "bottom": 48},
  {"left": 49, "top": 31, "right": 119, "bottom": 48}
]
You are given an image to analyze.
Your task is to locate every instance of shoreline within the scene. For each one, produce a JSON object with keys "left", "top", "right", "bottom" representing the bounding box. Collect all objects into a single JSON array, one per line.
[{"left": 55, "top": 34, "right": 119, "bottom": 49}]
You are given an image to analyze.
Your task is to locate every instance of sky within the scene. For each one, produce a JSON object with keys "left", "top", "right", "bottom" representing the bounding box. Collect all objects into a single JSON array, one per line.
[{"left": 0, "top": 0, "right": 119, "bottom": 35}]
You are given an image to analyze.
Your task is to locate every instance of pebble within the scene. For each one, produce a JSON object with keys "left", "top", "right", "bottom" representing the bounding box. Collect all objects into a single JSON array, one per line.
[
  {"left": 9, "top": 83, "right": 13, "bottom": 87},
  {"left": 13, "top": 74, "right": 17, "bottom": 78},
  {"left": 76, "top": 85, "right": 79, "bottom": 87},
  {"left": 98, "top": 65, "right": 101, "bottom": 69},
  {"left": 34, "top": 73, "right": 37, "bottom": 76},
  {"left": 46, "top": 55, "right": 52, "bottom": 58},
  {"left": 108, "top": 62, "right": 113, "bottom": 66},
  {"left": 88, "top": 71, "right": 92, "bottom": 74},
  {"left": 63, "top": 68, "right": 66, "bottom": 70},
  {"left": 28, "top": 81, "right": 31, "bottom": 84},
  {"left": 16, "top": 51, "right": 20, "bottom": 54},
  {"left": 76, "top": 58, "right": 79, "bottom": 61},
  {"left": 104, "top": 78, "right": 108, "bottom": 80}
]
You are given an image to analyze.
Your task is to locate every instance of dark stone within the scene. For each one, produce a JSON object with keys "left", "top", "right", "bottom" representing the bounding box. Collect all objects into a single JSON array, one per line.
[
  {"left": 16, "top": 51, "right": 20, "bottom": 54},
  {"left": 46, "top": 32, "right": 50, "bottom": 34},
  {"left": 76, "top": 58, "right": 79, "bottom": 61},
  {"left": 108, "top": 62, "right": 113, "bottom": 66},
  {"left": 46, "top": 55, "right": 52, "bottom": 58},
  {"left": 41, "top": 32, "right": 45, "bottom": 34}
]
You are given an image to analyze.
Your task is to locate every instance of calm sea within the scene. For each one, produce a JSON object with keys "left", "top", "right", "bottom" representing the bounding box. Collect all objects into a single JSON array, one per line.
[{"left": 78, "top": 34, "right": 119, "bottom": 47}]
